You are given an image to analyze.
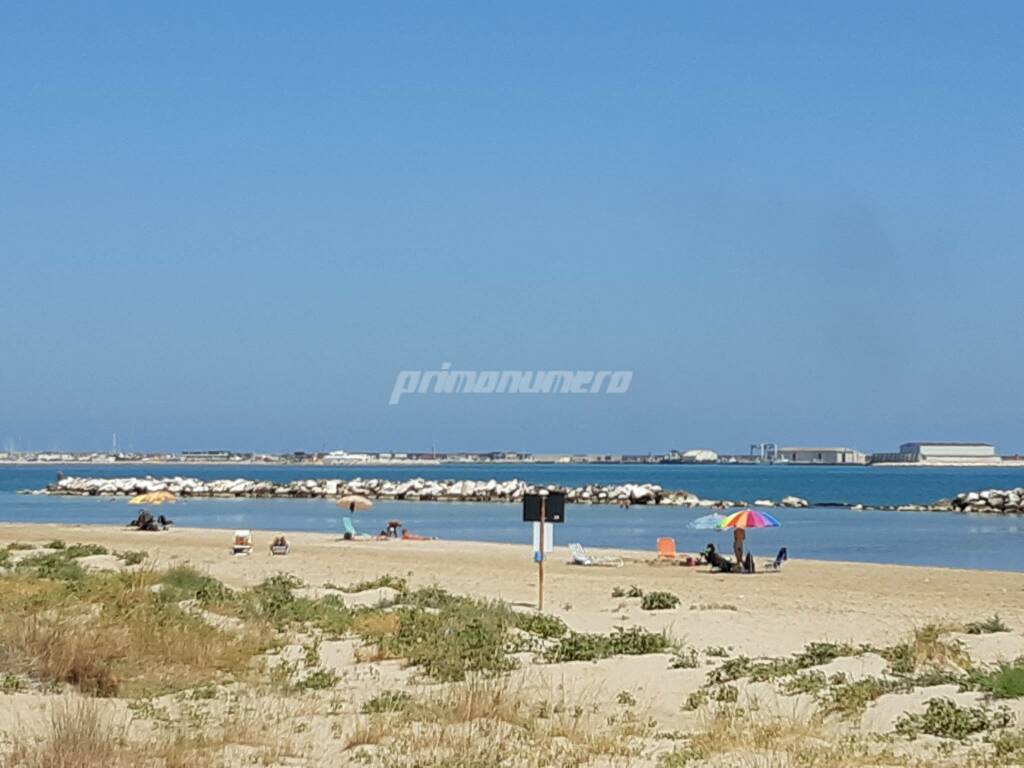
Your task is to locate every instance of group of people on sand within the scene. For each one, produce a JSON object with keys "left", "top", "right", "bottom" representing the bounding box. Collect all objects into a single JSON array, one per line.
[
  {"left": 701, "top": 528, "right": 786, "bottom": 574},
  {"left": 127, "top": 509, "right": 173, "bottom": 532},
  {"left": 703, "top": 538, "right": 754, "bottom": 573},
  {"left": 265, "top": 522, "right": 436, "bottom": 554},
  {"left": 377, "top": 520, "right": 434, "bottom": 541},
  {"left": 697, "top": 527, "right": 755, "bottom": 572}
]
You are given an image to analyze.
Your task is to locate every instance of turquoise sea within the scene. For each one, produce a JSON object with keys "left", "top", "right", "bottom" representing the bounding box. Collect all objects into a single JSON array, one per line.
[{"left": 2, "top": 463, "right": 1023, "bottom": 571}]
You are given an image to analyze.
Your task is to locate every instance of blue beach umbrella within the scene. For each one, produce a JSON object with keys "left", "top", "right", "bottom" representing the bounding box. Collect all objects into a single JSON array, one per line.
[{"left": 689, "top": 512, "right": 727, "bottom": 530}]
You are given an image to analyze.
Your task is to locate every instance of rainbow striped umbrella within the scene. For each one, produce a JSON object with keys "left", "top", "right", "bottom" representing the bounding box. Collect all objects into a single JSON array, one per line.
[{"left": 718, "top": 508, "right": 781, "bottom": 529}]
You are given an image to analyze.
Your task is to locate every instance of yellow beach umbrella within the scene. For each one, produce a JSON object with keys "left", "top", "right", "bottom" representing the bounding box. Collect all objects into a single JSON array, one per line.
[
  {"left": 130, "top": 491, "right": 177, "bottom": 505},
  {"left": 336, "top": 494, "right": 373, "bottom": 511}
]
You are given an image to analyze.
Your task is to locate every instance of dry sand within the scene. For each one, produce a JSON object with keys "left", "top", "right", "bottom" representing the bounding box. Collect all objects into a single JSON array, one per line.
[
  {"left": 3, "top": 522, "right": 1020, "bottom": 653},
  {"left": 2, "top": 522, "right": 1023, "bottom": 766}
]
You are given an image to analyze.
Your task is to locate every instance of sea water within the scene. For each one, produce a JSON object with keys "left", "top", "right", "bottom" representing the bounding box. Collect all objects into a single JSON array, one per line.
[
  {"left": 2, "top": 463, "right": 1024, "bottom": 571},
  {"left": 6, "top": 462, "right": 1024, "bottom": 504}
]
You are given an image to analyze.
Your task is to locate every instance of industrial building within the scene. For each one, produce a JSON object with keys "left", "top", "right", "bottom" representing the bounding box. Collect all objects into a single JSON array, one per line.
[
  {"left": 898, "top": 442, "right": 999, "bottom": 463},
  {"left": 778, "top": 447, "right": 867, "bottom": 465}
]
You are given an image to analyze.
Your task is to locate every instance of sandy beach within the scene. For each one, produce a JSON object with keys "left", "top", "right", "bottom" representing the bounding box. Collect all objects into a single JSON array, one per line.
[
  {"left": 3, "top": 523, "right": 1023, "bottom": 652},
  {"left": 2, "top": 522, "right": 1024, "bottom": 766}
]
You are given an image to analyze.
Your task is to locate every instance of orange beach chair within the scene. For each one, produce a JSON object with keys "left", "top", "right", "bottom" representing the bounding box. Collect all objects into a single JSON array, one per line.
[{"left": 657, "top": 537, "right": 678, "bottom": 560}]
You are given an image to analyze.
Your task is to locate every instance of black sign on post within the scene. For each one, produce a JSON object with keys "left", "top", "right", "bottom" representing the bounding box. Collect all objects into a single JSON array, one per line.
[
  {"left": 522, "top": 491, "right": 566, "bottom": 523},
  {"left": 523, "top": 491, "right": 567, "bottom": 611}
]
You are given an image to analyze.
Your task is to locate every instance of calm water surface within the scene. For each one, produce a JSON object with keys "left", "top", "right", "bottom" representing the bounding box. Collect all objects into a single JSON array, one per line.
[{"left": 2, "top": 464, "right": 1023, "bottom": 572}]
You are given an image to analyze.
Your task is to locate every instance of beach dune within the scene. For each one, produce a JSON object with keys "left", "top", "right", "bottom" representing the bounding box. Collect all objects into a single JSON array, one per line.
[{"left": 1, "top": 522, "right": 1023, "bottom": 767}]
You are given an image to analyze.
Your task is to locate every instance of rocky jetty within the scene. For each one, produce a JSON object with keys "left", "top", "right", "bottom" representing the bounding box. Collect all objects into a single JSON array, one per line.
[
  {"left": 947, "top": 488, "right": 1024, "bottom": 515},
  {"left": 33, "top": 475, "right": 814, "bottom": 509}
]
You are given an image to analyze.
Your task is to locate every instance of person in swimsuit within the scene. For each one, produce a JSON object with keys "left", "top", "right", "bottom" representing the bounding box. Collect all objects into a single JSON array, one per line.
[
  {"left": 401, "top": 527, "right": 435, "bottom": 541},
  {"left": 733, "top": 527, "right": 746, "bottom": 571}
]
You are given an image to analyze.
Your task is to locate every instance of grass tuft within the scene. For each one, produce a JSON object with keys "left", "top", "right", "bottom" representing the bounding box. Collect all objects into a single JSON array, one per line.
[
  {"left": 670, "top": 647, "right": 699, "bottom": 669},
  {"left": 64, "top": 543, "right": 109, "bottom": 558},
  {"left": 297, "top": 668, "right": 338, "bottom": 691},
  {"left": 2, "top": 698, "right": 125, "bottom": 768},
  {"left": 820, "top": 676, "right": 904, "bottom": 717},
  {"left": 612, "top": 584, "right": 644, "bottom": 598},
  {"left": 115, "top": 550, "right": 147, "bottom": 566},
  {"left": 543, "top": 626, "right": 673, "bottom": 663},
  {"left": 975, "top": 660, "right": 1024, "bottom": 699},
  {"left": 895, "top": 697, "right": 1012, "bottom": 740},
  {"left": 690, "top": 602, "right": 737, "bottom": 612},
  {"left": 362, "top": 690, "right": 414, "bottom": 714},
  {"left": 1, "top": 673, "right": 25, "bottom": 693},
  {"left": 336, "top": 574, "right": 408, "bottom": 593},
  {"left": 362, "top": 676, "right": 652, "bottom": 766},
  {"left": 14, "top": 552, "right": 87, "bottom": 582},
  {"left": 359, "top": 594, "right": 516, "bottom": 681},
  {"left": 0, "top": 568, "right": 274, "bottom": 697},
  {"left": 661, "top": 705, "right": 899, "bottom": 767},
  {"left": 965, "top": 615, "right": 1009, "bottom": 635},
  {"left": 707, "top": 641, "right": 860, "bottom": 685},
  {"left": 511, "top": 611, "right": 568, "bottom": 638},
  {"left": 641, "top": 591, "right": 680, "bottom": 611}
]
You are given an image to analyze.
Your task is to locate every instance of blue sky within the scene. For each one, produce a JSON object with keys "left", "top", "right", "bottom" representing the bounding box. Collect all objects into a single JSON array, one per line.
[{"left": 1, "top": 2, "right": 1022, "bottom": 455}]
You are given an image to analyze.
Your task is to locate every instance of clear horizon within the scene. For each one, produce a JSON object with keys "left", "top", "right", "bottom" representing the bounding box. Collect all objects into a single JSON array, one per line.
[{"left": 2, "top": 2, "right": 1022, "bottom": 455}]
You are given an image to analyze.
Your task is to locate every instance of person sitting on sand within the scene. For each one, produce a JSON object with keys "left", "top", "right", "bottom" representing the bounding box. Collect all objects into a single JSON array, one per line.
[
  {"left": 704, "top": 543, "right": 754, "bottom": 573},
  {"left": 704, "top": 542, "right": 736, "bottom": 572},
  {"left": 129, "top": 510, "right": 161, "bottom": 532},
  {"left": 269, "top": 535, "right": 290, "bottom": 554}
]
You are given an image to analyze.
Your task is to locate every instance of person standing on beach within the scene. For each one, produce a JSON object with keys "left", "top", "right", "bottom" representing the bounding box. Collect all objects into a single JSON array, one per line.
[{"left": 733, "top": 527, "right": 746, "bottom": 570}]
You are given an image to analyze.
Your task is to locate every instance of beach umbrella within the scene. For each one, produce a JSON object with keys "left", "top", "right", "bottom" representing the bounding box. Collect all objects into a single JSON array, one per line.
[
  {"left": 689, "top": 512, "right": 727, "bottom": 530},
  {"left": 336, "top": 494, "right": 373, "bottom": 511},
  {"left": 717, "top": 508, "right": 781, "bottom": 529},
  {"left": 130, "top": 491, "right": 177, "bottom": 506}
]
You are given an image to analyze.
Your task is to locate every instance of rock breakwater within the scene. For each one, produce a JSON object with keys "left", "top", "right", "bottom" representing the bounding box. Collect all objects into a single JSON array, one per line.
[
  {"left": 34, "top": 475, "right": 814, "bottom": 509},
  {"left": 947, "top": 487, "right": 1024, "bottom": 514}
]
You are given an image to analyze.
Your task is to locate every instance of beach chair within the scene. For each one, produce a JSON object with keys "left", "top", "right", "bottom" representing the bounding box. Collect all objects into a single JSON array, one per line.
[
  {"left": 232, "top": 530, "right": 254, "bottom": 556},
  {"left": 270, "top": 535, "right": 290, "bottom": 556},
  {"left": 568, "top": 542, "right": 624, "bottom": 567},
  {"left": 762, "top": 547, "right": 788, "bottom": 572},
  {"left": 657, "top": 537, "right": 678, "bottom": 560}
]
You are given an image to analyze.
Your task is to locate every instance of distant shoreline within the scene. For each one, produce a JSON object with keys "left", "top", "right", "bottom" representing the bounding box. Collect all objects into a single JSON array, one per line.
[{"left": 2, "top": 459, "right": 1024, "bottom": 469}]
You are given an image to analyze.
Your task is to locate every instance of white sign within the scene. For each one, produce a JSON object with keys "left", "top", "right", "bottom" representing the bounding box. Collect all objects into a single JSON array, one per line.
[{"left": 532, "top": 521, "right": 554, "bottom": 554}]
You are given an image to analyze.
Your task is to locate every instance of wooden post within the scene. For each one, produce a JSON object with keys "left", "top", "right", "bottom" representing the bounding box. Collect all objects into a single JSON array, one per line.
[{"left": 538, "top": 496, "right": 546, "bottom": 611}]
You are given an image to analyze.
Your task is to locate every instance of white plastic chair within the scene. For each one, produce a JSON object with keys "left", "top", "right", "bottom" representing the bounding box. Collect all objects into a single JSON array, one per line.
[
  {"left": 568, "top": 542, "right": 623, "bottom": 567},
  {"left": 232, "top": 529, "right": 254, "bottom": 555}
]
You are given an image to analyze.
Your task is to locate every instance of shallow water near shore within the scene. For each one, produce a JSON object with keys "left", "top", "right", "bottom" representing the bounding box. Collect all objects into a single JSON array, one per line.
[{"left": 2, "top": 479, "right": 1023, "bottom": 572}]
